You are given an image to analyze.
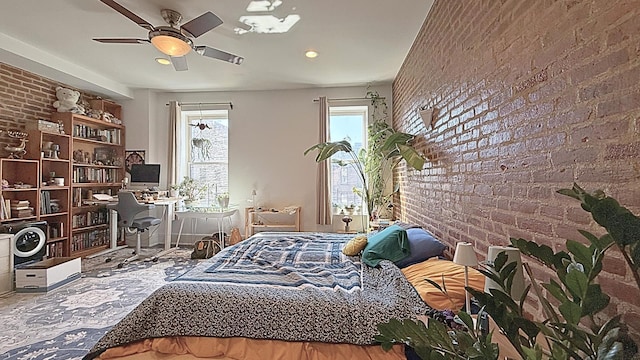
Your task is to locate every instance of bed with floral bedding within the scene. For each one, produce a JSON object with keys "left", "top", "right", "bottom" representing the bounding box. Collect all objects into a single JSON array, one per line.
[{"left": 83, "top": 232, "right": 430, "bottom": 360}]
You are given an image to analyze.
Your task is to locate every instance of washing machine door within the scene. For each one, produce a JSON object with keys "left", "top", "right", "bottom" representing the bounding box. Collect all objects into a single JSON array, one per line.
[{"left": 12, "top": 226, "right": 46, "bottom": 258}]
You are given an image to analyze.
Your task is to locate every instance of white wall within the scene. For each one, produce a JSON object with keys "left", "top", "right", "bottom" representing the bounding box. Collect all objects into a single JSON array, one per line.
[{"left": 121, "top": 85, "right": 392, "bottom": 246}]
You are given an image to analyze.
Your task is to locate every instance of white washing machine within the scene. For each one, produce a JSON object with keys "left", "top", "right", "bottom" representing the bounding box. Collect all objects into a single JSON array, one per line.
[{"left": 0, "top": 221, "right": 47, "bottom": 267}]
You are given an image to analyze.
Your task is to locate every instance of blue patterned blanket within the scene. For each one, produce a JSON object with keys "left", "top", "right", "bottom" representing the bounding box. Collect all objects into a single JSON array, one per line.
[
  {"left": 85, "top": 232, "right": 429, "bottom": 359},
  {"left": 176, "top": 232, "right": 362, "bottom": 291}
]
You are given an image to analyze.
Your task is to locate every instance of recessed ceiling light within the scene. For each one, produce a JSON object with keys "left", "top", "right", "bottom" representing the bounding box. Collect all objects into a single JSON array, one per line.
[
  {"left": 305, "top": 50, "right": 318, "bottom": 58},
  {"left": 155, "top": 58, "right": 171, "bottom": 65}
]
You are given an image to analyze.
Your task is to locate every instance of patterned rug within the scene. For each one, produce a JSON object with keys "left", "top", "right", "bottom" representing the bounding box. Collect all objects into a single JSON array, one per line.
[{"left": 0, "top": 247, "right": 200, "bottom": 359}]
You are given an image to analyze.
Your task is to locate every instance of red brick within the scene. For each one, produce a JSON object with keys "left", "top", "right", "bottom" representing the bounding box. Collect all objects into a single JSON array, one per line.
[
  {"left": 392, "top": 0, "right": 640, "bottom": 320},
  {"left": 597, "top": 91, "right": 640, "bottom": 117}
]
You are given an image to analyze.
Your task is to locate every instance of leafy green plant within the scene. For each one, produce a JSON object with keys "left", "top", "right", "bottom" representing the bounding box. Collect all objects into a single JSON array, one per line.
[
  {"left": 376, "top": 183, "right": 639, "bottom": 360},
  {"left": 175, "top": 176, "right": 206, "bottom": 202},
  {"left": 304, "top": 91, "right": 425, "bottom": 219}
]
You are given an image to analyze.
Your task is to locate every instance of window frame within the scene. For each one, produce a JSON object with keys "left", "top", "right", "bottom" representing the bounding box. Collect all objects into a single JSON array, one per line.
[
  {"left": 328, "top": 105, "right": 369, "bottom": 211},
  {"left": 176, "top": 109, "right": 230, "bottom": 194}
]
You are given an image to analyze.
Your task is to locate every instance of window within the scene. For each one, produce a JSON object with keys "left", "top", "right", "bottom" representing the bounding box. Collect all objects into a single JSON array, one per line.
[
  {"left": 329, "top": 105, "right": 368, "bottom": 209},
  {"left": 178, "top": 109, "right": 229, "bottom": 196}
]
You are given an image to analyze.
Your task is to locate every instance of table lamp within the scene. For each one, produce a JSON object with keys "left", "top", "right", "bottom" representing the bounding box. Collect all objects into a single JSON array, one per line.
[
  {"left": 484, "top": 246, "right": 525, "bottom": 300},
  {"left": 453, "top": 242, "right": 478, "bottom": 314},
  {"left": 251, "top": 189, "right": 257, "bottom": 210}
]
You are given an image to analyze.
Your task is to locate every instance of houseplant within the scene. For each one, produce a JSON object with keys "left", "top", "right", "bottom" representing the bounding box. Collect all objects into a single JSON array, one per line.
[
  {"left": 304, "top": 91, "right": 425, "bottom": 219},
  {"left": 216, "top": 192, "right": 230, "bottom": 210},
  {"left": 376, "top": 183, "right": 639, "bottom": 359},
  {"left": 174, "top": 176, "right": 206, "bottom": 204}
]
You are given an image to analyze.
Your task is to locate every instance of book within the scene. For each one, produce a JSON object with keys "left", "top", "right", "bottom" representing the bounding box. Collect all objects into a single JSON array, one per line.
[
  {"left": 12, "top": 207, "right": 34, "bottom": 218},
  {"left": 0, "top": 195, "right": 7, "bottom": 220},
  {"left": 10, "top": 205, "right": 30, "bottom": 210},
  {"left": 3, "top": 199, "right": 10, "bottom": 219}
]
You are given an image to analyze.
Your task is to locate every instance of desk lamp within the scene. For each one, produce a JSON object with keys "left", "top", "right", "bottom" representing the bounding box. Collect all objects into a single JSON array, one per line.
[
  {"left": 453, "top": 242, "right": 478, "bottom": 314},
  {"left": 484, "top": 246, "right": 525, "bottom": 300}
]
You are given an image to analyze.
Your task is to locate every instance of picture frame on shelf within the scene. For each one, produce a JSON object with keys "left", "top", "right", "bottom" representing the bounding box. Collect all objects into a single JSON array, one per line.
[
  {"left": 124, "top": 150, "right": 145, "bottom": 173},
  {"left": 94, "top": 147, "right": 113, "bottom": 165}
]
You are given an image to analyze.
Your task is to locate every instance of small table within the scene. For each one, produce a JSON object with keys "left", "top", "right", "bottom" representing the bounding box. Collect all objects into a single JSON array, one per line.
[{"left": 175, "top": 208, "right": 238, "bottom": 250}]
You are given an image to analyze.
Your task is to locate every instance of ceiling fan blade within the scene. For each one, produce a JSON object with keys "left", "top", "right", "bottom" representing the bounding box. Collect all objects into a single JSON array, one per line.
[
  {"left": 99, "top": 0, "right": 155, "bottom": 31},
  {"left": 93, "top": 38, "right": 150, "bottom": 44},
  {"left": 170, "top": 56, "right": 188, "bottom": 71},
  {"left": 194, "top": 46, "right": 244, "bottom": 65},
  {"left": 181, "top": 12, "right": 223, "bottom": 38}
]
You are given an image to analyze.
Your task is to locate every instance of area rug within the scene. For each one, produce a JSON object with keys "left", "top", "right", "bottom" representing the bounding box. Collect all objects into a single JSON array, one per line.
[{"left": 0, "top": 247, "right": 200, "bottom": 359}]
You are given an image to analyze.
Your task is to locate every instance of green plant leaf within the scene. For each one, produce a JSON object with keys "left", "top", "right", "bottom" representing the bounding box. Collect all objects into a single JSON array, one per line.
[
  {"left": 396, "top": 143, "right": 425, "bottom": 170},
  {"left": 521, "top": 344, "right": 544, "bottom": 360},
  {"left": 542, "top": 280, "right": 570, "bottom": 303},
  {"left": 304, "top": 140, "right": 354, "bottom": 162},
  {"left": 597, "top": 326, "right": 627, "bottom": 360},
  {"left": 582, "top": 284, "right": 610, "bottom": 315},
  {"left": 424, "top": 278, "right": 443, "bottom": 292},
  {"left": 564, "top": 266, "right": 588, "bottom": 300},
  {"left": 559, "top": 301, "right": 582, "bottom": 324},
  {"left": 566, "top": 240, "right": 592, "bottom": 271}
]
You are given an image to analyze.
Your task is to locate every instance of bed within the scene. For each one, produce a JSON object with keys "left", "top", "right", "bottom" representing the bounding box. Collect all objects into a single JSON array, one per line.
[{"left": 83, "top": 231, "right": 432, "bottom": 360}]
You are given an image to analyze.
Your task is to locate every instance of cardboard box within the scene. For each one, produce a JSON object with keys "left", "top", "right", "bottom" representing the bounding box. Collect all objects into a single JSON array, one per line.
[{"left": 15, "top": 257, "right": 81, "bottom": 293}]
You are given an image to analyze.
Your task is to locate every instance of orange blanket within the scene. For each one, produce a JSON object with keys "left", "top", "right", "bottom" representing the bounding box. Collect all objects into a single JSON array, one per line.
[{"left": 97, "top": 336, "right": 405, "bottom": 360}]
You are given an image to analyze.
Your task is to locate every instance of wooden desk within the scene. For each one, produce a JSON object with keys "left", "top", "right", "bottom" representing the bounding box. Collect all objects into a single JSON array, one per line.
[{"left": 87, "top": 197, "right": 179, "bottom": 259}]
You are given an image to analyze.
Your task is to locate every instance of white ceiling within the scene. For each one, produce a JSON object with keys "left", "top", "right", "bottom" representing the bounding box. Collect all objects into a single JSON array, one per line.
[{"left": 0, "top": 0, "right": 433, "bottom": 99}]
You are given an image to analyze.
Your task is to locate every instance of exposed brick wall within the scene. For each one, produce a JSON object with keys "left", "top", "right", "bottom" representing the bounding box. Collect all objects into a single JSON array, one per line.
[
  {"left": 393, "top": 0, "right": 640, "bottom": 336},
  {"left": 0, "top": 62, "right": 95, "bottom": 151}
]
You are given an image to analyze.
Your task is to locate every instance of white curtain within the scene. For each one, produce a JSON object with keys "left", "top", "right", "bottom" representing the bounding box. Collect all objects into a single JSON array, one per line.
[
  {"left": 168, "top": 101, "right": 181, "bottom": 187},
  {"left": 316, "top": 96, "right": 332, "bottom": 225}
]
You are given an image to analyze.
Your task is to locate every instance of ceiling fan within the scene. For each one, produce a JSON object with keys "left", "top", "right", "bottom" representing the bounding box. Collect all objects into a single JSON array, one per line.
[{"left": 93, "top": 0, "right": 244, "bottom": 71}]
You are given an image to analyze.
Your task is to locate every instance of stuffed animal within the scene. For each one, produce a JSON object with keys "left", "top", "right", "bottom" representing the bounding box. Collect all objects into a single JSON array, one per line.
[{"left": 52, "top": 86, "right": 85, "bottom": 114}]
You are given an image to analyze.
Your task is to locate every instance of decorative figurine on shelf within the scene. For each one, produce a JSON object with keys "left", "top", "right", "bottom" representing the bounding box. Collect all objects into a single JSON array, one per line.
[
  {"left": 342, "top": 215, "right": 353, "bottom": 233},
  {"left": 50, "top": 144, "right": 60, "bottom": 159},
  {"left": 4, "top": 130, "right": 28, "bottom": 159},
  {"left": 52, "top": 86, "right": 84, "bottom": 114}
]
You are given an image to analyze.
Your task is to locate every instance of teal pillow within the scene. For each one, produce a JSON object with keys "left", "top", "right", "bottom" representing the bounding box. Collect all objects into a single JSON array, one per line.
[{"left": 361, "top": 225, "right": 410, "bottom": 267}]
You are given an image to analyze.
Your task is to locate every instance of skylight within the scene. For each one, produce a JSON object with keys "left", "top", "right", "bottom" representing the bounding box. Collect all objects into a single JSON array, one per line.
[
  {"left": 235, "top": 14, "right": 300, "bottom": 34},
  {"left": 246, "top": 0, "right": 283, "bottom": 12},
  {"left": 235, "top": 0, "right": 300, "bottom": 34}
]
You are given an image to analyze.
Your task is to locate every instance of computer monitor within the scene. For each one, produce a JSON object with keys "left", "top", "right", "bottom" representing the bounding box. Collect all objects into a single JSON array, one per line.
[{"left": 129, "top": 164, "right": 161, "bottom": 189}]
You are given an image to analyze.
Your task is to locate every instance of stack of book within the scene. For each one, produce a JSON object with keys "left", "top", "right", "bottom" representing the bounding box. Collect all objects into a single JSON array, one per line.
[{"left": 10, "top": 200, "right": 34, "bottom": 218}]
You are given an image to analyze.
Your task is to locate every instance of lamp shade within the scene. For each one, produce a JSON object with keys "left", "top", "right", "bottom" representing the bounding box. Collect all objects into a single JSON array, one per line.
[
  {"left": 150, "top": 35, "right": 192, "bottom": 57},
  {"left": 453, "top": 242, "right": 478, "bottom": 266},
  {"left": 484, "top": 246, "right": 525, "bottom": 300},
  {"left": 419, "top": 107, "right": 434, "bottom": 128}
]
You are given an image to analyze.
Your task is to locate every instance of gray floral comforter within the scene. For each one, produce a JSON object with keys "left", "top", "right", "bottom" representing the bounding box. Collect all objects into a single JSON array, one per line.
[{"left": 85, "top": 232, "right": 429, "bottom": 359}]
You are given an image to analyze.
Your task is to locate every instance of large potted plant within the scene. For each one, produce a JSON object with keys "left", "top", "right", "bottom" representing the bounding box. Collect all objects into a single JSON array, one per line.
[
  {"left": 376, "top": 183, "right": 639, "bottom": 359},
  {"left": 304, "top": 91, "right": 425, "bottom": 220}
]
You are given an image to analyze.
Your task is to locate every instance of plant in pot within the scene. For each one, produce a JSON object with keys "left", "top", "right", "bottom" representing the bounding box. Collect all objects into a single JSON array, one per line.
[
  {"left": 216, "top": 192, "right": 230, "bottom": 210},
  {"left": 376, "top": 183, "right": 639, "bottom": 360},
  {"left": 304, "top": 91, "right": 425, "bottom": 220},
  {"left": 175, "top": 176, "right": 205, "bottom": 205}
]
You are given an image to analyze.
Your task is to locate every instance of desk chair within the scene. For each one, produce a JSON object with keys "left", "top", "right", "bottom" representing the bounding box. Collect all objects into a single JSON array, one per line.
[{"left": 107, "top": 192, "right": 162, "bottom": 268}]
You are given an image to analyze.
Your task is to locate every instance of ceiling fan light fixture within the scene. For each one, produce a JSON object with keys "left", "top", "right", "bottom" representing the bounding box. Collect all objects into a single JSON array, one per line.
[
  {"left": 155, "top": 57, "right": 171, "bottom": 65},
  {"left": 150, "top": 30, "right": 193, "bottom": 57}
]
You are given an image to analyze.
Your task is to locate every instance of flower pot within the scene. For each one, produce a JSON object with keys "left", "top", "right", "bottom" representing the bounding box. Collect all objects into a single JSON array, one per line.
[{"left": 217, "top": 197, "right": 229, "bottom": 209}]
